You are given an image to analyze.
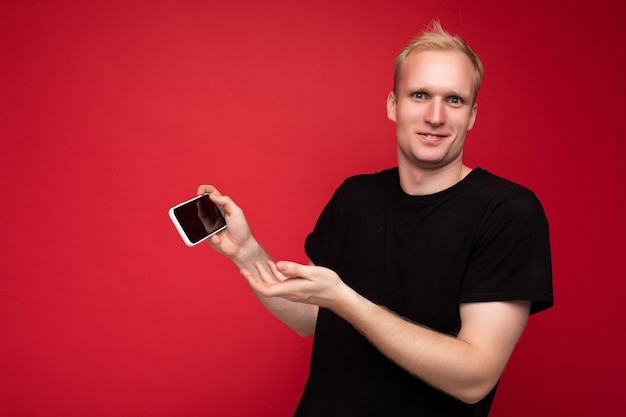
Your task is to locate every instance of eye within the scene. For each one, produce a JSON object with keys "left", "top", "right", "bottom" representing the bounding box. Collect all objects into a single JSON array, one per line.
[
  {"left": 411, "top": 91, "right": 428, "bottom": 100},
  {"left": 447, "top": 96, "right": 464, "bottom": 107}
]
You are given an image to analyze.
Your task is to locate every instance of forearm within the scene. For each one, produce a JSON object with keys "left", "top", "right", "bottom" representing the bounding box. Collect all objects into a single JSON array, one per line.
[
  {"left": 252, "top": 291, "right": 318, "bottom": 337},
  {"left": 331, "top": 286, "right": 526, "bottom": 403}
]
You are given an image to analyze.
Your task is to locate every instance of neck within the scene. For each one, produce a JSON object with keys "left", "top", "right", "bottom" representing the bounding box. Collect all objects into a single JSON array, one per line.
[{"left": 398, "top": 163, "right": 472, "bottom": 196}]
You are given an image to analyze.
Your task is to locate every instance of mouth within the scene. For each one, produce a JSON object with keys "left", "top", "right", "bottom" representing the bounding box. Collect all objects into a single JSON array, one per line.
[{"left": 418, "top": 132, "right": 448, "bottom": 141}]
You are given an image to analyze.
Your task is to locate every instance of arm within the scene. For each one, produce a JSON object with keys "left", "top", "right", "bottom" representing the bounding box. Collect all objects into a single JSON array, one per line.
[
  {"left": 338, "top": 290, "right": 530, "bottom": 404},
  {"left": 197, "top": 185, "right": 318, "bottom": 337},
  {"left": 245, "top": 261, "right": 530, "bottom": 404}
]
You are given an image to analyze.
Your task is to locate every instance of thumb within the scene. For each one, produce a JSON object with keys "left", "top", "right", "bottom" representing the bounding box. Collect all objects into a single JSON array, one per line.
[{"left": 275, "top": 261, "right": 306, "bottom": 278}]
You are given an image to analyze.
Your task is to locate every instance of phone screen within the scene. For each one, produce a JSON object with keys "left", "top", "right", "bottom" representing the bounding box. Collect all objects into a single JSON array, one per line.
[{"left": 169, "top": 194, "right": 226, "bottom": 245}]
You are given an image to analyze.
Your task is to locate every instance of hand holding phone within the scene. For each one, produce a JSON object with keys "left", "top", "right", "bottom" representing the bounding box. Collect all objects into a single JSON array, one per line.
[{"left": 168, "top": 194, "right": 227, "bottom": 247}]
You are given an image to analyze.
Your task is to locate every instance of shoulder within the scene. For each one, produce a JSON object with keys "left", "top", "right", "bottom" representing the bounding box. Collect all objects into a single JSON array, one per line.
[
  {"left": 468, "top": 168, "right": 545, "bottom": 212},
  {"left": 469, "top": 168, "right": 535, "bottom": 197},
  {"left": 465, "top": 169, "right": 550, "bottom": 240},
  {"left": 317, "top": 168, "right": 397, "bottom": 222},
  {"left": 336, "top": 168, "right": 397, "bottom": 197}
]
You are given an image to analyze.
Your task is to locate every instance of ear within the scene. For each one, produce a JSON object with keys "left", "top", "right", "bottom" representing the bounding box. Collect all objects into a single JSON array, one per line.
[
  {"left": 386, "top": 91, "right": 397, "bottom": 122},
  {"left": 467, "top": 102, "right": 478, "bottom": 131}
]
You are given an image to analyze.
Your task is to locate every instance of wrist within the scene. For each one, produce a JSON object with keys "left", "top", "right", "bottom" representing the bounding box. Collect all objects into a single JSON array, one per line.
[
  {"left": 231, "top": 236, "right": 269, "bottom": 269},
  {"left": 328, "top": 282, "right": 362, "bottom": 317}
]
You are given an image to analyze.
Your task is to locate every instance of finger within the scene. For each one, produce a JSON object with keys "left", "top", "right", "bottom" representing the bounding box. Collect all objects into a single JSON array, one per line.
[
  {"left": 208, "top": 234, "right": 222, "bottom": 247},
  {"left": 240, "top": 268, "right": 285, "bottom": 299},
  {"left": 206, "top": 193, "right": 240, "bottom": 219},
  {"left": 253, "top": 261, "right": 281, "bottom": 284},
  {"left": 240, "top": 268, "right": 266, "bottom": 290},
  {"left": 208, "top": 193, "right": 231, "bottom": 208},
  {"left": 267, "top": 260, "right": 288, "bottom": 282},
  {"left": 197, "top": 184, "right": 222, "bottom": 197},
  {"left": 275, "top": 261, "right": 311, "bottom": 279}
]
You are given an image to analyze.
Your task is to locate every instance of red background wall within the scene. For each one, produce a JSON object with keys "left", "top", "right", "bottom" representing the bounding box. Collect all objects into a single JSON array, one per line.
[{"left": 1, "top": 1, "right": 624, "bottom": 415}]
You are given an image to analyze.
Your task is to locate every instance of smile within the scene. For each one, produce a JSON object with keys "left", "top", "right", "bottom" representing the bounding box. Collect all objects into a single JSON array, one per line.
[{"left": 419, "top": 133, "right": 447, "bottom": 140}]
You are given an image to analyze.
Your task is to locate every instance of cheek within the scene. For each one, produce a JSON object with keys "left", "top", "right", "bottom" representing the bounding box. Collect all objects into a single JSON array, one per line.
[
  {"left": 451, "top": 111, "right": 474, "bottom": 132},
  {"left": 396, "top": 106, "right": 420, "bottom": 125}
]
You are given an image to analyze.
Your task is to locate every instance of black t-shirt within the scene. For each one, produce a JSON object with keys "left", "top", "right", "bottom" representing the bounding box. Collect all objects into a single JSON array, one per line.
[{"left": 295, "top": 167, "right": 553, "bottom": 417}]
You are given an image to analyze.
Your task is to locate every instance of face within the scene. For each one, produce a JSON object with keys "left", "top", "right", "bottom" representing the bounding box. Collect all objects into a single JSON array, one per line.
[{"left": 387, "top": 50, "right": 478, "bottom": 173}]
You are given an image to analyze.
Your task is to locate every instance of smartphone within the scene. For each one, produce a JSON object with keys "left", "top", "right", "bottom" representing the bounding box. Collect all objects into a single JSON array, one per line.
[{"left": 168, "top": 194, "right": 227, "bottom": 247}]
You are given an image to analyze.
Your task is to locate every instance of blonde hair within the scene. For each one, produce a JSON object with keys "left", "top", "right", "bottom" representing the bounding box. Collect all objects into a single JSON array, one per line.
[{"left": 393, "top": 21, "right": 484, "bottom": 101}]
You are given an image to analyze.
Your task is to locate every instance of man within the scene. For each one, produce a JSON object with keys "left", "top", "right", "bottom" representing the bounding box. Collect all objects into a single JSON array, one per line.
[{"left": 199, "top": 21, "right": 553, "bottom": 416}]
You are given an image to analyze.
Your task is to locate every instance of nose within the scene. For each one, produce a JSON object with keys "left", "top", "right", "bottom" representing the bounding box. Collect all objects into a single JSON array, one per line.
[{"left": 424, "top": 99, "right": 446, "bottom": 126}]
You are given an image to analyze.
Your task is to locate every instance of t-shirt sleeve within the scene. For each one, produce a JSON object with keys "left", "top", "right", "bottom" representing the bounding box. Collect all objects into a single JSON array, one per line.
[
  {"left": 459, "top": 193, "right": 553, "bottom": 315},
  {"left": 304, "top": 181, "right": 348, "bottom": 268}
]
